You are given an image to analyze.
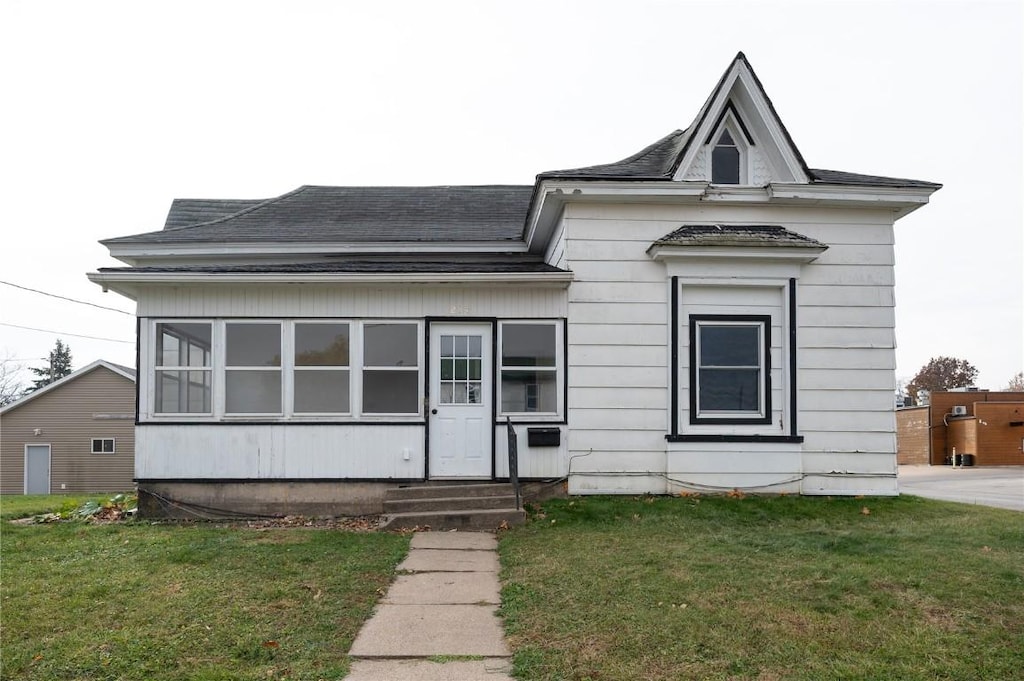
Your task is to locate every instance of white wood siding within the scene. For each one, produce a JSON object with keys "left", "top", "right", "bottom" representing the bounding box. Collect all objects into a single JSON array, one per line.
[
  {"left": 136, "top": 425, "right": 425, "bottom": 479},
  {"left": 561, "top": 202, "right": 898, "bottom": 495},
  {"left": 494, "top": 425, "right": 567, "bottom": 479},
  {"left": 137, "top": 284, "right": 567, "bottom": 319}
]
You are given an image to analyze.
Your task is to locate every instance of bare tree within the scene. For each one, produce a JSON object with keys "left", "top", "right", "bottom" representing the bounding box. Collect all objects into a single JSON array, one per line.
[
  {"left": 0, "top": 354, "right": 26, "bottom": 407},
  {"left": 1007, "top": 371, "right": 1024, "bottom": 391}
]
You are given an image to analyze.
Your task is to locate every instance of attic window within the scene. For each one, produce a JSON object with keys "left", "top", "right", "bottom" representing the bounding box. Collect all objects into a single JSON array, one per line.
[{"left": 712, "top": 129, "right": 741, "bottom": 184}]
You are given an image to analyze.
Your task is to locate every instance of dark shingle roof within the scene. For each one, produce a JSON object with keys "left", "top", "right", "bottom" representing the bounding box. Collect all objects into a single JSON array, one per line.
[
  {"left": 163, "top": 199, "right": 266, "bottom": 230},
  {"left": 537, "top": 130, "right": 690, "bottom": 180},
  {"left": 653, "top": 225, "right": 827, "bottom": 249},
  {"left": 806, "top": 168, "right": 942, "bottom": 189},
  {"left": 97, "top": 261, "right": 568, "bottom": 275},
  {"left": 539, "top": 129, "right": 940, "bottom": 189},
  {"left": 107, "top": 185, "right": 534, "bottom": 245}
]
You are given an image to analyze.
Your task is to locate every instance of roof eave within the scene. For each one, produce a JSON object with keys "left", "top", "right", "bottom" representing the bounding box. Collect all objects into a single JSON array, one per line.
[
  {"left": 106, "top": 240, "right": 532, "bottom": 263},
  {"left": 88, "top": 269, "right": 574, "bottom": 290},
  {"left": 768, "top": 182, "right": 939, "bottom": 218}
]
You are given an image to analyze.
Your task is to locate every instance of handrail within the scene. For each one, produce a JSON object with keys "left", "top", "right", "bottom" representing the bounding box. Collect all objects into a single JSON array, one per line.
[{"left": 506, "top": 417, "right": 521, "bottom": 511}]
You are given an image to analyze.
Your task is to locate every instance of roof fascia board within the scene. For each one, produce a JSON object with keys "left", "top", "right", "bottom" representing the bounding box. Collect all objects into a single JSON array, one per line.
[
  {"left": 88, "top": 270, "right": 574, "bottom": 287},
  {"left": 107, "top": 240, "right": 531, "bottom": 263},
  {"left": 0, "top": 360, "right": 135, "bottom": 415},
  {"left": 767, "top": 183, "right": 937, "bottom": 217}
]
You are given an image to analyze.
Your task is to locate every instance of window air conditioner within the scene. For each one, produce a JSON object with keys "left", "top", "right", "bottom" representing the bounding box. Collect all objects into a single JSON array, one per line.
[{"left": 951, "top": 405, "right": 967, "bottom": 416}]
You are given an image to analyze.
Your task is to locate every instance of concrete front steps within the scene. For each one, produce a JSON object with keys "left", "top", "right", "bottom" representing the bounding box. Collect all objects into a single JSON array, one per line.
[{"left": 379, "top": 482, "right": 526, "bottom": 531}]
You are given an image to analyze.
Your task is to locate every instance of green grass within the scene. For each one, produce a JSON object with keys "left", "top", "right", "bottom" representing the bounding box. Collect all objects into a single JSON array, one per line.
[
  {"left": 0, "top": 493, "right": 124, "bottom": 521},
  {"left": 499, "top": 495, "right": 1024, "bottom": 681},
  {"left": 2, "top": 520, "right": 408, "bottom": 680}
]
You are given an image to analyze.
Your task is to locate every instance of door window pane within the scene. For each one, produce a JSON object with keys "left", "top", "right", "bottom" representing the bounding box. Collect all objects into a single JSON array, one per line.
[{"left": 438, "top": 333, "right": 483, "bottom": 405}]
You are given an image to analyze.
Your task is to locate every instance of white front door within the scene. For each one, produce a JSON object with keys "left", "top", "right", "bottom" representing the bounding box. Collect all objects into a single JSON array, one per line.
[
  {"left": 25, "top": 444, "right": 51, "bottom": 494},
  {"left": 429, "top": 322, "right": 492, "bottom": 478}
]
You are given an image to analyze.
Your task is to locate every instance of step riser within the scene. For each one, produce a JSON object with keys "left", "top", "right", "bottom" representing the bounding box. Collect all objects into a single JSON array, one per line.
[
  {"left": 386, "top": 483, "right": 515, "bottom": 501},
  {"left": 384, "top": 496, "right": 518, "bottom": 514},
  {"left": 380, "top": 509, "right": 526, "bottom": 532}
]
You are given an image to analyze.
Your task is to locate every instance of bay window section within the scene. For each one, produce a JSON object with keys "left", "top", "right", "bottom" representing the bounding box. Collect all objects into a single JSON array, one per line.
[
  {"left": 362, "top": 323, "right": 419, "bottom": 414},
  {"left": 294, "top": 323, "right": 350, "bottom": 414},
  {"left": 155, "top": 322, "right": 212, "bottom": 414},
  {"left": 225, "top": 322, "right": 282, "bottom": 414},
  {"left": 500, "top": 323, "right": 558, "bottom": 415}
]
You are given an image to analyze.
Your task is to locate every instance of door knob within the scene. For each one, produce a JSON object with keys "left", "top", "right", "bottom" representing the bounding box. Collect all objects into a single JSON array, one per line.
[{"left": 431, "top": 408, "right": 438, "bottom": 415}]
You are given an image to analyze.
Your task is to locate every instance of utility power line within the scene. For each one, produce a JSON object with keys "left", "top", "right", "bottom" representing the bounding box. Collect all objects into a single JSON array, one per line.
[
  {"left": 0, "top": 280, "right": 133, "bottom": 316},
  {"left": 0, "top": 322, "right": 134, "bottom": 344}
]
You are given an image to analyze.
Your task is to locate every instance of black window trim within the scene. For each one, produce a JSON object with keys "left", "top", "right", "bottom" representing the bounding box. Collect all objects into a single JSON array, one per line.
[{"left": 688, "top": 313, "right": 772, "bottom": 426}]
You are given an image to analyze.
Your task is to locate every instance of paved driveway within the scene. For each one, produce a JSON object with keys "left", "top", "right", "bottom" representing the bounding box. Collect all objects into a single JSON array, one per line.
[{"left": 898, "top": 465, "right": 1024, "bottom": 512}]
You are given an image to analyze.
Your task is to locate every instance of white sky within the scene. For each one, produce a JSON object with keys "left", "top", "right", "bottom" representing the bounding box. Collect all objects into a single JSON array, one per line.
[{"left": 1, "top": 0, "right": 1021, "bottom": 391}]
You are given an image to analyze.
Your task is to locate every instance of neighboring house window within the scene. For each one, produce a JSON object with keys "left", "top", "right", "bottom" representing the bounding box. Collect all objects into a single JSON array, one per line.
[
  {"left": 500, "top": 322, "right": 559, "bottom": 415},
  {"left": 91, "top": 438, "right": 115, "bottom": 454},
  {"left": 711, "top": 128, "right": 741, "bottom": 184},
  {"left": 362, "top": 323, "right": 419, "bottom": 414},
  {"left": 689, "top": 315, "right": 771, "bottom": 424},
  {"left": 294, "top": 322, "right": 351, "bottom": 414},
  {"left": 225, "top": 322, "right": 282, "bottom": 414},
  {"left": 155, "top": 322, "right": 212, "bottom": 413}
]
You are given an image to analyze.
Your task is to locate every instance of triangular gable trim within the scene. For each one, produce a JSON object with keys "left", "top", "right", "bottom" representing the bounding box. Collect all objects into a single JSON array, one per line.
[
  {"left": 672, "top": 52, "right": 810, "bottom": 184},
  {"left": 0, "top": 360, "right": 136, "bottom": 415},
  {"left": 704, "top": 100, "right": 755, "bottom": 146}
]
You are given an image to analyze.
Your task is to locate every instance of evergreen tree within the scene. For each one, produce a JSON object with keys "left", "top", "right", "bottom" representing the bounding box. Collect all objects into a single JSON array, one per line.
[{"left": 26, "top": 339, "right": 73, "bottom": 392}]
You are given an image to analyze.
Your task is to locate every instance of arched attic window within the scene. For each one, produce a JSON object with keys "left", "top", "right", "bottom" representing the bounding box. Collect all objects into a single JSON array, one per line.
[
  {"left": 706, "top": 102, "right": 754, "bottom": 185},
  {"left": 711, "top": 129, "right": 741, "bottom": 184}
]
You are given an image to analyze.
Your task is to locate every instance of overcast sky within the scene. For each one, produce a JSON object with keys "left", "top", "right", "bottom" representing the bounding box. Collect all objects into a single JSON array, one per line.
[{"left": 1, "top": 0, "right": 1021, "bottom": 391}]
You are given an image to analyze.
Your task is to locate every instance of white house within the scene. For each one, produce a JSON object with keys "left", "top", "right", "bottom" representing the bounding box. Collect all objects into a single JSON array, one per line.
[{"left": 88, "top": 53, "right": 940, "bottom": 516}]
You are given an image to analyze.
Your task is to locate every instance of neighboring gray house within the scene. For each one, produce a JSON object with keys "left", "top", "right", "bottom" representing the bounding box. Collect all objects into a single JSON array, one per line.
[
  {"left": 88, "top": 53, "right": 940, "bottom": 515},
  {"left": 0, "top": 360, "right": 136, "bottom": 495}
]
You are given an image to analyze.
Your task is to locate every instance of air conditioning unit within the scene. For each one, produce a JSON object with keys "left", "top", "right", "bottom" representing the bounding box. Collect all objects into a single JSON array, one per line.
[{"left": 951, "top": 405, "right": 967, "bottom": 416}]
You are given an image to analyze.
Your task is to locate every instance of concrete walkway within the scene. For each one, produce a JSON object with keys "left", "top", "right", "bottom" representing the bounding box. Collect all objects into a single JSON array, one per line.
[
  {"left": 347, "top": 532, "right": 514, "bottom": 680},
  {"left": 899, "top": 465, "right": 1024, "bottom": 512}
]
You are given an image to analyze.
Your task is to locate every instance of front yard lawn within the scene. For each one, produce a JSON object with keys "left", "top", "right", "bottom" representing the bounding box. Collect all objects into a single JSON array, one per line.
[
  {"left": 1, "top": 509, "right": 408, "bottom": 680},
  {"left": 499, "top": 495, "right": 1024, "bottom": 680}
]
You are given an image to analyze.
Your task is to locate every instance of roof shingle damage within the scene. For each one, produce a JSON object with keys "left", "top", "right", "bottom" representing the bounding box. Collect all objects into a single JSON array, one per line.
[{"left": 652, "top": 225, "right": 827, "bottom": 249}]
